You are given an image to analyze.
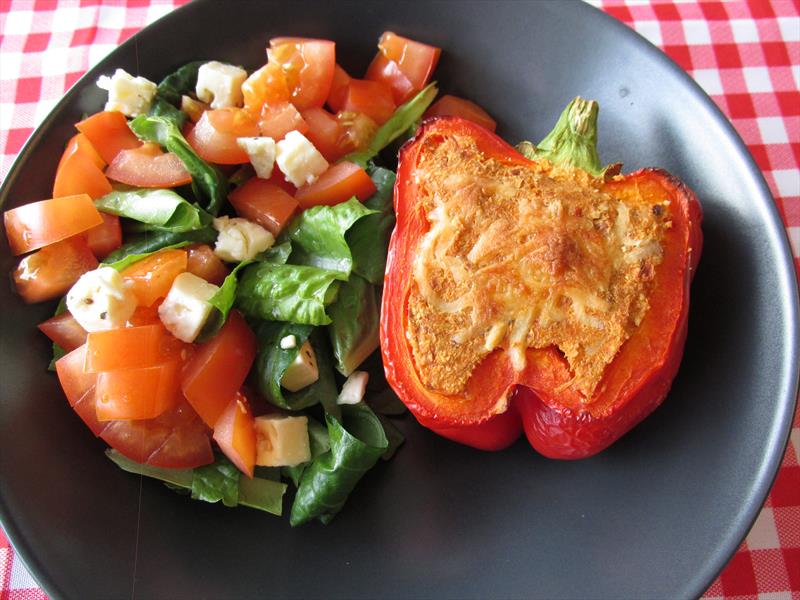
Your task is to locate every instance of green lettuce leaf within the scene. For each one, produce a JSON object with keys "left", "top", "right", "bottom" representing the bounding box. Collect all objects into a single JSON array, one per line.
[
  {"left": 197, "top": 259, "right": 252, "bottom": 342},
  {"left": 128, "top": 114, "right": 227, "bottom": 215},
  {"left": 254, "top": 323, "right": 338, "bottom": 412},
  {"left": 103, "top": 227, "right": 217, "bottom": 265},
  {"left": 95, "top": 188, "right": 211, "bottom": 233},
  {"left": 156, "top": 60, "right": 206, "bottom": 106},
  {"left": 236, "top": 262, "right": 340, "bottom": 326},
  {"left": 256, "top": 240, "right": 291, "bottom": 265},
  {"left": 191, "top": 459, "right": 240, "bottom": 507},
  {"left": 344, "top": 83, "right": 438, "bottom": 168},
  {"left": 282, "top": 418, "right": 330, "bottom": 487},
  {"left": 346, "top": 166, "right": 396, "bottom": 285},
  {"left": 289, "top": 403, "right": 388, "bottom": 526},
  {"left": 285, "top": 197, "right": 376, "bottom": 280},
  {"left": 327, "top": 274, "right": 379, "bottom": 376}
]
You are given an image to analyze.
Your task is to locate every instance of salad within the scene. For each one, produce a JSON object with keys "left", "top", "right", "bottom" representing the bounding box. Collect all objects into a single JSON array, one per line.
[{"left": 3, "top": 33, "right": 494, "bottom": 526}]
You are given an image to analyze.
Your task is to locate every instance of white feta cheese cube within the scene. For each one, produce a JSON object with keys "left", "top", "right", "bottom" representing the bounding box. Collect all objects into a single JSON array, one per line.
[
  {"left": 158, "top": 272, "right": 220, "bottom": 343},
  {"left": 336, "top": 371, "right": 369, "bottom": 405},
  {"left": 96, "top": 68, "right": 157, "bottom": 117},
  {"left": 275, "top": 130, "right": 329, "bottom": 187},
  {"left": 254, "top": 415, "right": 311, "bottom": 467},
  {"left": 279, "top": 334, "right": 297, "bottom": 349},
  {"left": 281, "top": 340, "right": 319, "bottom": 391},
  {"left": 195, "top": 61, "right": 247, "bottom": 109},
  {"left": 237, "top": 136, "right": 276, "bottom": 179},
  {"left": 212, "top": 216, "right": 274, "bottom": 262},
  {"left": 66, "top": 266, "right": 137, "bottom": 332}
]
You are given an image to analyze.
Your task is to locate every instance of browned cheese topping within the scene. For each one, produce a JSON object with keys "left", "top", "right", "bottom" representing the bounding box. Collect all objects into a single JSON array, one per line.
[{"left": 406, "top": 134, "right": 671, "bottom": 399}]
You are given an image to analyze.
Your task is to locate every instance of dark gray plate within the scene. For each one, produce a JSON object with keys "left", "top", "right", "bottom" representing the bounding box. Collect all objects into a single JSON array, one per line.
[{"left": 1, "top": 1, "right": 797, "bottom": 598}]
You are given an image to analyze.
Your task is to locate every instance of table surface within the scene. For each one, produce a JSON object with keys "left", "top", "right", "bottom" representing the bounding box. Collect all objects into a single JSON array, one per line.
[{"left": 0, "top": 0, "right": 798, "bottom": 598}]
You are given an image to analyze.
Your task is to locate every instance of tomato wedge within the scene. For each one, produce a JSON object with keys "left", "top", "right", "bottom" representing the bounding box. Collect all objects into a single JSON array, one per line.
[
  {"left": 181, "top": 311, "right": 257, "bottom": 428},
  {"left": 56, "top": 344, "right": 97, "bottom": 408},
  {"left": 341, "top": 79, "right": 396, "bottom": 125},
  {"left": 268, "top": 38, "right": 336, "bottom": 111},
  {"left": 105, "top": 143, "right": 192, "bottom": 188},
  {"left": 372, "top": 32, "right": 440, "bottom": 100},
  {"left": 75, "top": 111, "right": 141, "bottom": 164},
  {"left": 186, "top": 244, "right": 230, "bottom": 286},
  {"left": 425, "top": 95, "right": 496, "bottom": 132},
  {"left": 186, "top": 108, "right": 259, "bottom": 164},
  {"left": 85, "top": 212, "right": 122, "bottom": 259},
  {"left": 243, "top": 63, "right": 292, "bottom": 114},
  {"left": 84, "top": 324, "right": 165, "bottom": 373},
  {"left": 301, "top": 107, "right": 346, "bottom": 162},
  {"left": 57, "top": 133, "right": 106, "bottom": 171},
  {"left": 327, "top": 64, "right": 351, "bottom": 113},
  {"left": 365, "top": 53, "right": 415, "bottom": 105},
  {"left": 258, "top": 101, "right": 309, "bottom": 141},
  {"left": 95, "top": 357, "right": 182, "bottom": 421},
  {"left": 38, "top": 312, "right": 88, "bottom": 352},
  {"left": 121, "top": 248, "right": 188, "bottom": 307},
  {"left": 4, "top": 194, "right": 103, "bottom": 256},
  {"left": 295, "top": 161, "right": 376, "bottom": 208},
  {"left": 229, "top": 177, "right": 299, "bottom": 236},
  {"left": 213, "top": 391, "right": 257, "bottom": 478},
  {"left": 13, "top": 237, "right": 98, "bottom": 303}
]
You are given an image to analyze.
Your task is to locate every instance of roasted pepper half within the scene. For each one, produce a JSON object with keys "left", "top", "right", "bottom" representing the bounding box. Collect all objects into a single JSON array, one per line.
[{"left": 380, "top": 98, "right": 703, "bottom": 458}]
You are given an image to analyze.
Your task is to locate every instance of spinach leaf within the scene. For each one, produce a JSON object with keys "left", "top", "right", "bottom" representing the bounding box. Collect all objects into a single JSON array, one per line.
[
  {"left": 285, "top": 197, "right": 376, "bottom": 280},
  {"left": 197, "top": 260, "right": 253, "bottom": 342},
  {"left": 148, "top": 98, "right": 187, "bottom": 130},
  {"left": 106, "top": 450, "right": 286, "bottom": 515},
  {"left": 346, "top": 167, "right": 396, "bottom": 285},
  {"left": 378, "top": 414, "right": 405, "bottom": 461},
  {"left": 156, "top": 60, "right": 205, "bottom": 106},
  {"left": 103, "top": 227, "right": 216, "bottom": 265},
  {"left": 236, "top": 262, "right": 340, "bottom": 326},
  {"left": 289, "top": 403, "right": 388, "bottom": 526},
  {"left": 282, "top": 418, "right": 330, "bottom": 487},
  {"left": 254, "top": 323, "right": 338, "bottom": 412},
  {"left": 356, "top": 350, "right": 408, "bottom": 416},
  {"left": 327, "top": 274, "right": 379, "bottom": 376},
  {"left": 344, "top": 83, "right": 438, "bottom": 168},
  {"left": 95, "top": 188, "right": 211, "bottom": 233},
  {"left": 128, "top": 114, "right": 227, "bottom": 214}
]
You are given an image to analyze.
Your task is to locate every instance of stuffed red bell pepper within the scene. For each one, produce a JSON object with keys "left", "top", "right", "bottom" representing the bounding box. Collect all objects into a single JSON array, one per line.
[{"left": 380, "top": 97, "right": 703, "bottom": 458}]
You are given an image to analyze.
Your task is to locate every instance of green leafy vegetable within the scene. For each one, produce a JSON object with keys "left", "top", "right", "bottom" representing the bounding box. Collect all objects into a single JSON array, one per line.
[
  {"left": 290, "top": 403, "right": 388, "bottom": 526},
  {"left": 236, "top": 262, "right": 340, "bottom": 326},
  {"left": 95, "top": 188, "right": 211, "bottom": 233},
  {"left": 378, "top": 414, "right": 405, "bottom": 461},
  {"left": 254, "top": 323, "right": 338, "bottom": 412},
  {"left": 285, "top": 197, "right": 376, "bottom": 280},
  {"left": 327, "top": 274, "right": 379, "bottom": 376},
  {"left": 198, "top": 260, "right": 253, "bottom": 342},
  {"left": 256, "top": 240, "right": 292, "bottom": 265},
  {"left": 128, "top": 114, "right": 227, "bottom": 214},
  {"left": 103, "top": 227, "right": 216, "bottom": 265},
  {"left": 47, "top": 298, "right": 69, "bottom": 372},
  {"left": 344, "top": 83, "right": 438, "bottom": 168},
  {"left": 366, "top": 388, "right": 407, "bottom": 416},
  {"left": 191, "top": 459, "right": 240, "bottom": 507},
  {"left": 156, "top": 60, "right": 205, "bottom": 106},
  {"left": 282, "top": 418, "right": 330, "bottom": 487},
  {"left": 148, "top": 98, "right": 187, "bottom": 130},
  {"left": 346, "top": 167, "right": 396, "bottom": 285}
]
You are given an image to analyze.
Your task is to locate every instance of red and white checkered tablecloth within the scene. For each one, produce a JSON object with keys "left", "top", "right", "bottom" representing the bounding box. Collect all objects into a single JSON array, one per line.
[{"left": 0, "top": 0, "right": 798, "bottom": 598}]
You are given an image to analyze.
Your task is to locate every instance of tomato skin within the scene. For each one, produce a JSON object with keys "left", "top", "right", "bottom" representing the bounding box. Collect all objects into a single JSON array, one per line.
[
  {"left": 57, "top": 133, "right": 106, "bottom": 171},
  {"left": 229, "top": 177, "right": 299, "bottom": 236},
  {"left": 75, "top": 111, "right": 141, "bottom": 164},
  {"left": 326, "top": 64, "right": 351, "bottom": 113},
  {"left": 186, "top": 108, "right": 259, "bottom": 165},
  {"left": 181, "top": 311, "right": 257, "bottom": 428},
  {"left": 13, "top": 237, "right": 98, "bottom": 303},
  {"left": 376, "top": 32, "right": 440, "bottom": 97},
  {"left": 56, "top": 344, "right": 97, "bottom": 409},
  {"left": 84, "top": 324, "right": 165, "bottom": 373},
  {"left": 295, "top": 161, "right": 376, "bottom": 209},
  {"left": 300, "top": 107, "right": 345, "bottom": 162},
  {"left": 258, "top": 101, "right": 309, "bottom": 141},
  {"left": 121, "top": 248, "right": 188, "bottom": 307},
  {"left": 186, "top": 244, "right": 230, "bottom": 286},
  {"left": 38, "top": 312, "right": 88, "bottom": 352},
  {"left": 86, "top": 212, "right": 122, "bottom": 259},
  {"left": 105, "top": 143, "right": 192, "bottom": 188},
  {"left": 268, "top": 38, "right": 336, "bottom": 111},
  {"left": 4, "top": 194, "right": 103, "bottom": 256},
  {"left": 365, "top": 53, "right": 415, "bottom": 105},
  {"left": 95, "top": 357, "right": 182, "bottom": 421},
  {"left": 53, "top": 134, "right": 112, "bottom": 200},
  {"left": 213, "top": 391, "right": 257, "bottom": 478},
  {"left": 425, "top": 95, "right": 497, "bottom": 132},
  {"left": 341, "top": 79, "right": 396, "bottom": 125}
]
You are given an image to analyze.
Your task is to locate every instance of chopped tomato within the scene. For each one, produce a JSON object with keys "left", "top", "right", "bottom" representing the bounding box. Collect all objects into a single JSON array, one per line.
[
  {"left": 38, "top": 311, "right": 88, "bottom": 352},
  {"left": 369, "top": 32, "right": 440, "bottom": 102},
  {"left": 56, "top": 344, "right": 97, "bottom": 408},
  {"left": 186, "top": 244, "right": 230, "bottom": 286},
  {"left": 229, "top": 177, "right": 299, "bottom": 236},
  {"left": 84, "top": 324, "right": 165, "bottom": 373},
  {"left": 327, "top": 64, "right": 351, "bottom": 112},
  {"left": 105, "top": 143, "right": 192, "bottom": 188},
  {"left": 95, "top": 357, "right": 182, "bottom": 421},
  {"left": 337, "top": 111, "right": 378, "bottom": 153},
  {"left": 425, "top": 95, "right": 496, "bottom": 132},
  {"left": 365, "top": 53, "right": 415, "bottom": 105},
  {"left": 121, "top": 248, "right": 188, "bottom": 307},
  {"left": 57, "top": 133, "right": 105, "bottom": 172},
  {"left": 243, "top": 63, "right": 291, "bottom": 114},
  {"left": 13, "top": 237, "right": 98, "bottom": 303},
  {"left": 268, "top": 38, "right": 336, "bottom": 111},
  {"left": 295, "top": 161, "right": 376, "bottom": 208},
  {"left": 75, "top": 111, "right": 141, "bottom": 164},
  {"left": 342, "top": 79, "right": 396, "bottom": 125},
  {"left": 53, "top": 149, "right": 113, "bottom": 200},
  {"left": 269, "top": 169, "right": 297, "bottom": 195},
  {"left": 213, "top": 391, "right": 257, "bottom": 478},
  {"left": 186, "top": 108, "right": 259, "bottom": 164},
  {"left": 127, "top": 302, "right": 162, "bottom": 327},
  {"left": 86, "top": 212, "right": 122, "bottom": 259},
  {"left": 258, "top": 101, "right": 308, "bottom": 141},
  {"left": 181, "top": 311, "right": 257, "bottom": 428},
  {"left": 301, "top": 107, "right": 346, "bottom": 162},
  {"left": 4, "top": 194, "right": 103, "bottom": 256}
]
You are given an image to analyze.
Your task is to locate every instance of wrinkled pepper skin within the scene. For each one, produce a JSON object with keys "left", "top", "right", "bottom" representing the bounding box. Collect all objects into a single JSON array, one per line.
[{"left": 380, "top": 117, "right": 703, "bottom": 459}]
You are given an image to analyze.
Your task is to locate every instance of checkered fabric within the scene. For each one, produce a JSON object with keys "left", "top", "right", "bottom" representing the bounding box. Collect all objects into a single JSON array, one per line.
[{"left": 0, "top": 1, "right": 798, "bottom": 598}]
